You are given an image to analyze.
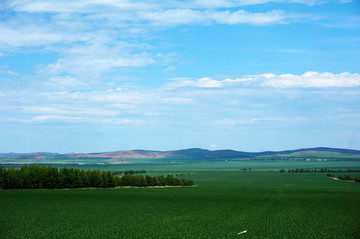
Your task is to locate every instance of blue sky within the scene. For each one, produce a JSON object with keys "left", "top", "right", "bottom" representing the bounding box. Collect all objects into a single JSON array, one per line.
[{"left": 1, "top": 0, "right": 360, "bottom": 153}]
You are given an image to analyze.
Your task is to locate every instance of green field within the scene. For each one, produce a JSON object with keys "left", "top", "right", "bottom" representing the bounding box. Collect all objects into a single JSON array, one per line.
[
  {"left": 3, "top": 159, "right": 360, "bottom": 171},
  {"left": 1, "top": 171, "right": 359, "bottom": 238}
]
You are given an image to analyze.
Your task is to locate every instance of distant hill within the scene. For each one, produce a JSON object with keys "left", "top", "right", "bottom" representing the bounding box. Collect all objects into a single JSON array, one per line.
[{"left": 1, "top": 147, "right": 360, "bottom": 164}]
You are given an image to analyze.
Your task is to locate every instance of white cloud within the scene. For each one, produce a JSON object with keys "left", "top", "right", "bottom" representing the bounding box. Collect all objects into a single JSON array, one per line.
[
  {"left": 1, "top": 0, "right": 319, "bottom": 78},
  {"left": 44, "top": 49, "right": 155, "bottom": 76},
  {"left": 32, "top": 115, "right": 144, "bottom": 125},
  {"left": 33, "top": 115, "right": 87, "bottom": 122},
  {"left": 0, "top": 25, "right": 75, "bottom": 49},
  {"left": 214, "top": 118, "right": 260, "bottom": 126},
  {"left": 7, "top": 0, "right": 342, "bottom": 14},
  {"left": 141, "top": 9, "right": 289, "bottom": 26},
  {"left": 169, "top": 77, "right": 225, "bottom": 88},
  {"left": 163, "top": 66, "right": 177, "bottom": 72},
  {"left": 6, "top": 70, "right": 19, "bottom": 76},
  {"left": 214, "top": 118, "right": 285, "bottom": 126},
  {"left": 260, "top": 72, "right": 360, "bottom": 88},
  {"left": 46, "top": 76, "right": 83, "bottom": 88},
  {"left": 161, "top": 97, "right": 193, "bottom": 104},
  {"left": 1, "top": 0, "right": 313, "bottom": 51},
  {"left": 169, "top": 72, "right": 360, "bottom": 89},
  {"left": 23, "top": 106, "right": 119, "bottom": 117}
]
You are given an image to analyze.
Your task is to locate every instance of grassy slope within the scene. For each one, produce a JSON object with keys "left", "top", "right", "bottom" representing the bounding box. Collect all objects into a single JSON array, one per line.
[{"left": 1, "top": 172, "right": 360, "bottom": 239}]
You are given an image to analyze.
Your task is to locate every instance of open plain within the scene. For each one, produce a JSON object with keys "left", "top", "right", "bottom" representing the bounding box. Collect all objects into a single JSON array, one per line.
[{"left": 1, "top": 171, "right": 359, "bottom": 239}]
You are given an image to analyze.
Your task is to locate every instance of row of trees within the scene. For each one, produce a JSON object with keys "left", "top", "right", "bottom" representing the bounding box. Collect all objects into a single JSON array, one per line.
[
  {"left": 280, "top": 168, "right": 360, "bottom": 173},
  {"left": 124, "top": 170, "right": 146, "bottom": 175},
  {"left": 326, "top": 174, "right": 360, "bottom": 182},
  {"left": 0, "top": 165, "right": 193, "bottom": 189},
  {"left": 112, "top": 170, "right": 147, "bottom": 176}
]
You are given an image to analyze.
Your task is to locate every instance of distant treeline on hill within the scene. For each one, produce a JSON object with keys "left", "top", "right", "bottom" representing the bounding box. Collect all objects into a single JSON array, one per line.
[
  {"left": 326, "top": 174, "right": 360, "bottom": 182},
  {"left": 280, "top": 168, "right": 360, "bottom": 173},
  {"left": 112, "top": 170, "right": 147, "bottom": 176},
  {"left": 0, "top": 165, "right": 193, "bottom": 189}
]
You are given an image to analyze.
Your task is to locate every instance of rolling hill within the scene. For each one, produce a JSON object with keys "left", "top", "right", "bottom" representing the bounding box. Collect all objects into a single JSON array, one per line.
[{"left": 1, "top": 147, "right": 360, "bottom": 164}]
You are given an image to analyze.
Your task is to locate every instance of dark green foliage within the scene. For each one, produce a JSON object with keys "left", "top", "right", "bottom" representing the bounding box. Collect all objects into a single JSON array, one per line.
[
  {"left": 124, "top": 170, "right": 146, "bottom": 175},
  {"left": 111, "top": 170, "right": 146, "bottom": 176},
  {"left": 355, "top": 176, "right": 360, "bottom": 182},
  {"left": 0, "top": 166, "right": 4, "bottom": 188},
  {"left": 287, "top": 168, "right": 360, "bottom": 173},
  {"left": 0, "top": 165, "right": 193, "bottom": 189},
  {"left": 338, "top": 175, "right": 353, "bottom": 181}
]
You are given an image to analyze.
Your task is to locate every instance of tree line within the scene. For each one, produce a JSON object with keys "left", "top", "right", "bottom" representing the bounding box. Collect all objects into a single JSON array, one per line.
[
  {"left": 0, "top": 165, "right": 193, "bottom": 189},
  {"left": 326, "top": 173, "right": 360, "bottom": 182},
  {"left": 112, "top": 170, "right": 147, "bottom": 176},
  {"left": 280, "top": 168, "right": 360, "bottom": 173}
]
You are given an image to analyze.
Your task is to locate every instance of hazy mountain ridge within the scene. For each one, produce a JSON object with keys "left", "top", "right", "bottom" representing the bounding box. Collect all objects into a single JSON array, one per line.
[{"left": 1, "top": 147, "right": 360, "bottom": 163}]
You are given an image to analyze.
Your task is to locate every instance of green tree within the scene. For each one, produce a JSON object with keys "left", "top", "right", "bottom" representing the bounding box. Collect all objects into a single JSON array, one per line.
[
  {"left": 101, "top": 171, "right": 109, "bottom": 188},
  {"left": 107, "top": 171, "right": 115, "bottom": 187},
  {"left": 89, "top": 170, "right": 102, "bottom": 187},
  {"left": 45, "top": 166, "right": 60, "bottom": 189},
  {"left": 79, "top": 169, "right": 90, "bottom": 187},
  {"left": 0, "top": 166, "right": 5, "bottom": 188}
]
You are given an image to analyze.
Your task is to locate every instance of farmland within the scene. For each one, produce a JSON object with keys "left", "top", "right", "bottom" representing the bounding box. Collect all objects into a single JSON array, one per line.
[{"left": 1, "top": 171, "right": 360, "bottom": 238}]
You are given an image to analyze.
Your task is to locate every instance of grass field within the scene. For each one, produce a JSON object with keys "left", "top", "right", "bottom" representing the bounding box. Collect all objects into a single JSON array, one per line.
[
  {"left": 1, "top": 171, "right": 359, "bottom": 238},
  {"left": 3, "top": 160, "right": 360, "bottom": 171}
]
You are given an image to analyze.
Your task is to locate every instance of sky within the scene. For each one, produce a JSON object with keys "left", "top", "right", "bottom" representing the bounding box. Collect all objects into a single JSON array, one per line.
[{"left": 0, "top": 0, "right": 360, "bottom": 153}]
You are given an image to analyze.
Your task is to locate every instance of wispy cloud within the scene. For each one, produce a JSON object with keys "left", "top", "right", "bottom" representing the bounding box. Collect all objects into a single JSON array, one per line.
[
  {"left": 7, "top": 0, "right": 347, "bottom": 13},
  {"left": 4, "top": 71, "right": 356, "bottom": 129},
  {"left": 140, "top": 9, "right": 291, "bottom": 26},
  {"left": 260, "top": 72, "right": 360, "bottom": 88},
  {"left": 44, "top": 51, "right": 156, "bottom": 77},
  {"left": 214, "top": 118, "right": 286, "bottom": 126},
  {"left": 169, "top": 72, "right": 360, "bottom": 88},
  {"left": 0, "top": 0, "right": 328, "bottom": 78},
  {"left": 161, "top": 97, "right": 193, "bottom": 104},
  {"left": 23, "top": 106, "right": 120, "bottom": 117},
  {"left": 32, "top": 115, "right": 145, "bottom": 125}
]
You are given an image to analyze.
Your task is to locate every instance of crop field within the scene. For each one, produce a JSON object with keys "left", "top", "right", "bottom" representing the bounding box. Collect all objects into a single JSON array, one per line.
[
  {"left": 1, "top": 171, "right": 360, "bottom": 238},
  {"left": 3, "top": 159, "right": 360, "bottom": 171}
]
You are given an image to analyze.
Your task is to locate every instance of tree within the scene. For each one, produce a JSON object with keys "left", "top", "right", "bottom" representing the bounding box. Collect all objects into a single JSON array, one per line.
[
  {"left": 89, "top": 170, "right": 102, "bottom": 187},
  {"left": 101, "top": 171, "right": 109, "bottom": 188},
  {"left": 60, "top": 168, "right": 75, "bottom": 188},
  {"left": 79, "top": 170, "right": 90, "bottom": 187},
  {"left": 45, "top": 166, "right": 60, "bottom": 189},
  {"left": 0, "top": 166, "right": 5, "bottom": 188},
  {"left": 107, "top": 171, "right": 116, "bottom": 187}
]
